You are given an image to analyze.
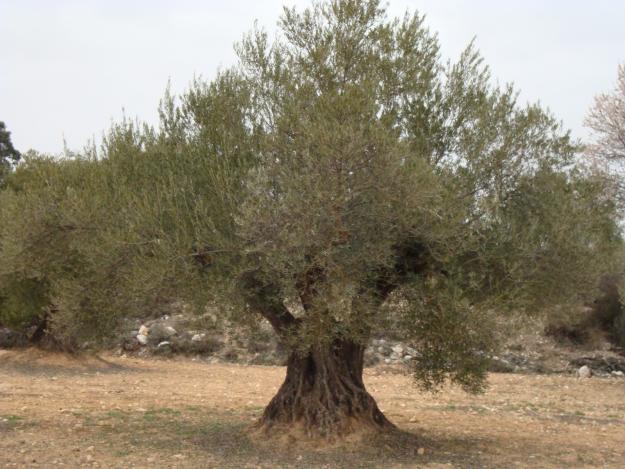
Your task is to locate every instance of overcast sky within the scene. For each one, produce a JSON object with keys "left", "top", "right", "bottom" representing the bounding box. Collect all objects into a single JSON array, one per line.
[{"left": 2, "top": 0, "right": 624, "bottom": 154}]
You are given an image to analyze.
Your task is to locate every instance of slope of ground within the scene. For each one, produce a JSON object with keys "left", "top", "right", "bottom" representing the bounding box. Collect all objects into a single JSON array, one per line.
[{"left": 1, "top": 349, "right": 624, "bottom": 468}]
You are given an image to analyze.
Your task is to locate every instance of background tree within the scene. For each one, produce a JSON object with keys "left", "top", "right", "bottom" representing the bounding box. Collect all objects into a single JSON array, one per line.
[
  {"left": 586, "top": 63, "right": 625, "bottom": 162},
  {"left": 0, "top": 122, "right": 21, "bottom": 185},
  {"left": 585, "top": 62, "right": 625, "bottom": 344},
  {"left": 0, "top": 0, "right": 621, "bottom": 440}
]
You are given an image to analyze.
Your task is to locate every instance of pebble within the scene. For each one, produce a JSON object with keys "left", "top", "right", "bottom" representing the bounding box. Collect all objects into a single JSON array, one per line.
[
  {"left": 163, "top": 326, "right": 177, "bottom": 336},
  {"left": 136, "top": 334, "right": 148, "bottom": 345},
  {"left": 577, "top": 365, "right": 592, "bottom": 379}
]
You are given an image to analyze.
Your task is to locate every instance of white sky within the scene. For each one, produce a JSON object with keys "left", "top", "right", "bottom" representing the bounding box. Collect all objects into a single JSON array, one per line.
[{"left": 1, "top": 0, "right": 624, "bottom": 154}]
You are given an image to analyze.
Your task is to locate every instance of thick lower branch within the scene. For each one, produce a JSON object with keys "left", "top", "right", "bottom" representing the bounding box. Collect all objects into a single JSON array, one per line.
[{"left": 239, "top": 270, "right": 299, "bottom": 336}]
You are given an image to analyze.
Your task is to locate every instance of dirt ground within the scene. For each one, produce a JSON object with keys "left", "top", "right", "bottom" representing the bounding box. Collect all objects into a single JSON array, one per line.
[{"left": 1, "top": 349, "right": 624, "bottom": 468}]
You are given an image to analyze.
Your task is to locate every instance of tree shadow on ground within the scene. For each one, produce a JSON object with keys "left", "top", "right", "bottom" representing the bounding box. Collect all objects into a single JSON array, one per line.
[
  {"left": 92, "top": 406, "right": 490, "bottom": 468},
  {"left": 0, "top": 348, "right": 141, "bottom": 377}
]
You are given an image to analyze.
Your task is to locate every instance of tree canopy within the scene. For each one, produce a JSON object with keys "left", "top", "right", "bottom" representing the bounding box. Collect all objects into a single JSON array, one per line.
[
  {"left": 0, "top": 0, "right": 621, "bottom": 438},
  {"left": 0, "top": 122, "right": 21, "bottom": 185},
  {"left": 586, "top": 62, "right": 625, "bottom": 162}
]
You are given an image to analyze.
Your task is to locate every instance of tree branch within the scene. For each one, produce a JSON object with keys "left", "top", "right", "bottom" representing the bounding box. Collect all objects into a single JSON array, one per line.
[
  {"left": 370, "top": 238, "right": 430, "bottom": 301},
  {"left": 239, "top": 270, "right": 299, "bottom": 336}
]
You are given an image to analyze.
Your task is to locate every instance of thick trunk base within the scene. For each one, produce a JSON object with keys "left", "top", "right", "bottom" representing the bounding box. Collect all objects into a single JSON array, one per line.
[{"left": 255, "top": 340, "right": 394, "bottom": 440}]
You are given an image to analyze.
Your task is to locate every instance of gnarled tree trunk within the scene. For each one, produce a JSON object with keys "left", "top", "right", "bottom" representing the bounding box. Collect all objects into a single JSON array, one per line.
[
  {"left": 240, "top": 243, "right": 429, "bottom": 440},
  {"left": 257, "top": 339, "right": 394, "bottom": 439}
]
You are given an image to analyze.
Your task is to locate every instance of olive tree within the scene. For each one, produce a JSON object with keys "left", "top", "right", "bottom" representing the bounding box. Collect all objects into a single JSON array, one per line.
[
  {"left": 176, "top": 0, "right": 618, "bottom": 437},
  {"left": 0, "top": 0, "right": 620, "bottom": 440}
]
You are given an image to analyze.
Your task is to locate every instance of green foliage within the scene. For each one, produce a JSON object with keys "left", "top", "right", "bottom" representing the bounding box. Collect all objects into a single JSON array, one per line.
[
  {"left": 0, "top": 121, "right": 21, "bottom": 185},
  {"left": 0, "top": 0, "right": 621, "bottom": 391}
]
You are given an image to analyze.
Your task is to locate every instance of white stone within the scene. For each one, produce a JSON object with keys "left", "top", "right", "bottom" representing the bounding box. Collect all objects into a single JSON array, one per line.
[
  {"left": 391, "top": 344, "right": 404, "bottom": 355},
  {"left": 138, "top": 325, "right": 149, "bottom": 336},
  {"left": 163, "top": 326, "right": 177, "bottom": 337},
  {"left": 157, "top": 341, "right": 171, "bottom": 348},
  {"left": 191, "top": 333, "right": 205, "bottom": 342},
  {"left": 577, "top": 365, "right": 592, "bottom": 379},
  {"left": 136, "top": 334, "right": 148, "bottom": 345},
  {"left": 611, "top": 370, "right": 624, "bottom": 377}
]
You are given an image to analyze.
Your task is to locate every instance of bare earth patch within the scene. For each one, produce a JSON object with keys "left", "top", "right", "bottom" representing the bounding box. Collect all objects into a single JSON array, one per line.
[{"left": 1, "top": 349, "right": 624, "bottom": 468}]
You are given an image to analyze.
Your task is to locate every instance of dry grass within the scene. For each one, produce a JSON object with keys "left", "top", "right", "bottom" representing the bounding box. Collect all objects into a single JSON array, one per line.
[{"left": 1, "top": 348, "right": 624, "bottom": 468}]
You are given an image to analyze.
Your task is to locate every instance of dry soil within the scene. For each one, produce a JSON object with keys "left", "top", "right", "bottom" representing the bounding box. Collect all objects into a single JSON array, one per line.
[{"left": 1, "top": 349, "right": 624, "bottom": 468}]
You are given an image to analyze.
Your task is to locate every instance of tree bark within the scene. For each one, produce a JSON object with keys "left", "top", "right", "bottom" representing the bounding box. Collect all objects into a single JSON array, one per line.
[{"left": 257, "top": 339, "right": 394, "bottom": 439}]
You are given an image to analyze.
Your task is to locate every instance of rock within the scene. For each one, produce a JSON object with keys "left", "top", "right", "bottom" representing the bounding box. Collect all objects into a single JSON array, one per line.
[
  {"left": 390, "top": 352, "right": 401, "bottom": 361},
  {"left": 138, "top": 325, "right": 149, "bottom": 336},
  {"left": 136, "top": 334, "right": 148, "bottom": 345},
  {"left": 147, "top": 324, "right": 178, "bottom": 345},
  {"left": 417, "top": 447, "right": 426, "bottom": 456},
  {"left": 121, "top": 337, "right": 140, "bottom": 352},
  {"left": 403, "top": 354, "right": 412, "bottom": 362},
  {"left": 612, "top": 370, "right": 624, "bottom": 377},
  {"left": 391, "top": 344, "right": 404, "bottom": 355},
  {"left": 570, "top": 355, "right": 625, "bottom": 374},
  {"left": 577, "top": 365, "right": 592, "bottom": 379},
  {"left": 0, "top": 327, "right": 26, "bottom": 348},
  {"left": 157, "top": 341, "right": 171, "bottom": 349},
  {"left": 489, "top": 356, "right": 515, "bottom": 373},
  {"left": 364, "top": 348, "right": 381, "bottom": 367},
  {"left": 191, "top": 333, "right": 205, "bottom": 342},
  {"left": 163, "top": 326, "right": 177, "bottom": 337}
]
